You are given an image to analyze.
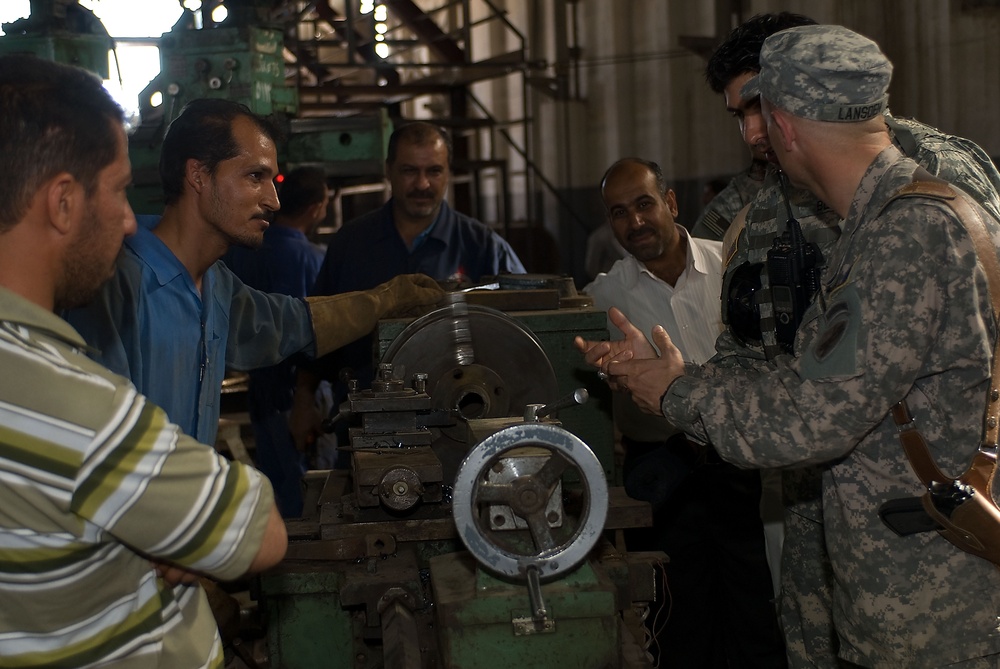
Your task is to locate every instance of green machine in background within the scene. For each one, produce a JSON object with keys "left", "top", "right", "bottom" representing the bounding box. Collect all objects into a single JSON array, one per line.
[
  {"left": 0, "top": 0, "right": 392, "bottom": 215},
  {"left": 0, "top": 0, "right": 113, "bottom": 77}
]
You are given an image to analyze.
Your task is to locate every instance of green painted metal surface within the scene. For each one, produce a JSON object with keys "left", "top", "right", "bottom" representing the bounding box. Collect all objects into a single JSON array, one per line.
[
  {"left": 0, "top": 34, "right": 110, "bottom": 78},
  {"left": 259, "top": 570, "right": 360, "bottom": 669},
  {"left": 431, "top": 552, "right": 620, "bottom": 669},
  {"left": 156, "top": 25, "right": 294, "bottom": 117},
  {"left": 286, "top": 109, "right": 393, "bottom": 179}
]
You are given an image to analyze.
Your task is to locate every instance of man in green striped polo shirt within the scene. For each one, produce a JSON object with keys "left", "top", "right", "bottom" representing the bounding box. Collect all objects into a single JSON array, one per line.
[{"left": 0, "top": 54, "right": 287, "bottom": 668}]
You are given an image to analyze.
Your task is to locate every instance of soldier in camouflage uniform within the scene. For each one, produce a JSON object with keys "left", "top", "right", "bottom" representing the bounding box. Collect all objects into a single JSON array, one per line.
[
  {"left": 582, "top": 24, "right": 1000, "bottom": 668},
  {"left": 690, "top": 13, "right": 1000, "bottom": 669}
]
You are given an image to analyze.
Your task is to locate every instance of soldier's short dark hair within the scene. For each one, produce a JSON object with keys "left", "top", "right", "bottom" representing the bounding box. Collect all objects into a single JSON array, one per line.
[{"left": 705, "top": 12, "right": 818, "bottom": 94}]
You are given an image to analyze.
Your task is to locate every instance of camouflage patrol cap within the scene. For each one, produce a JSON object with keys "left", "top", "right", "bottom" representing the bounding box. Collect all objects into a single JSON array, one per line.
[{"left": 741, "top": 24, "right": 893, "bottom": 122}]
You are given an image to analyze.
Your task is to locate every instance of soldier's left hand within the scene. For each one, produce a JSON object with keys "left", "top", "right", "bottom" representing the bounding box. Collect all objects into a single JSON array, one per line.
[
  {"left": 574, "top": 307, "right": 658, "bottom": 392},
  {"left": 607, "top": 325, "right": 685, "bottom": 415}
]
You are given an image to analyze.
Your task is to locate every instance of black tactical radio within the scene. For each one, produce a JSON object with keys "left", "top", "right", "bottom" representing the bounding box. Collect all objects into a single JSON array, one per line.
[
  {"left": 724, "top": 173, "right": 825, "bottom": 354},
  {"left": 766, "top": 216, "right": 823, "bottom": 353}
]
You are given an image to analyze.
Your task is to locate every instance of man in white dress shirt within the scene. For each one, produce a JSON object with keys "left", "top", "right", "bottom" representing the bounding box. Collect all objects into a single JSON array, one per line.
[{"left": 580, "top": 158, "right": 785, "bottom": 668}]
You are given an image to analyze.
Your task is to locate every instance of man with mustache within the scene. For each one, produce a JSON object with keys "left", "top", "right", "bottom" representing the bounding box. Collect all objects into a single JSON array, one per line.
[
  {"left": 65, "top": 99, "right": 443, "bottom": 453},
  {"left": 583, "top": 158, "right": 785, "bottom": 668},
  {"left": 293, "top": 121, "right": 525, "bottom": 452}
]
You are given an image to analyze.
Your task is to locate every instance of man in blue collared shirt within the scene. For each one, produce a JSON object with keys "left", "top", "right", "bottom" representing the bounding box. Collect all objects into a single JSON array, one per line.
[
  {"left": 64, "top": 100, "right": 443, "bottom": 454},
  {"left": 292, "top": 121, "right": 525, "bottom": 451},
  {"left": 314, "top": 121, "right": 524, "bottom": 291}
]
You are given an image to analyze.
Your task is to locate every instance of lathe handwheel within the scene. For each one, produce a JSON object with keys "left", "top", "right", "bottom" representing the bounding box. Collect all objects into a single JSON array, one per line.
[{"left": 452, "top": 423, "right": 608, "bottom": 580}]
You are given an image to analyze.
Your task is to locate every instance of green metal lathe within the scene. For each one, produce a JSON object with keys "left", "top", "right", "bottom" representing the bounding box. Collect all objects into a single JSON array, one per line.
[{"left": 260, "top": 281, "right": 664, "bottom": 669}]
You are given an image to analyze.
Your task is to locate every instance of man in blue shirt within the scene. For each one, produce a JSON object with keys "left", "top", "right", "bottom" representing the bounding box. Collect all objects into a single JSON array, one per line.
[
  {"left": 64, "top": 99, "right": 443, "bottom": 453},
  {"left": 315, "top": 121, "right": 525, "bottom": 289},
  {"left": 223, "top": 166, "right": 331, "bottom": 516},
  {"left": 292, "top": 121, "right": 525, "bottom": 451}
]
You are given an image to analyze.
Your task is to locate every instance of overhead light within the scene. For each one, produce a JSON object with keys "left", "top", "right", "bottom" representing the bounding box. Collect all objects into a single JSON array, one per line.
[
  {"left": 375, "top": 43, "right": 390, "bottom": 59},
  {"left": 375, "top": 22, "right": 387, "bottom": 34},
  {"left": 211, "top": 4, "right": 228, "bottom": 23},
  {"left": 150, "top": 91, "right": 163, "bottom": 107},
  {"left": 182, "top": 0, "right": 202, "bottom": 11},
  {"left": 374, "top": 5, "right": 387, "bottom": 21}
]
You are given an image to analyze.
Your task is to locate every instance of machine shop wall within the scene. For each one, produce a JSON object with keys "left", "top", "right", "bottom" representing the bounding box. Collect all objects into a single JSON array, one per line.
[{"left": 491, "top": 0, "right": 1000, "bottom": 287}]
